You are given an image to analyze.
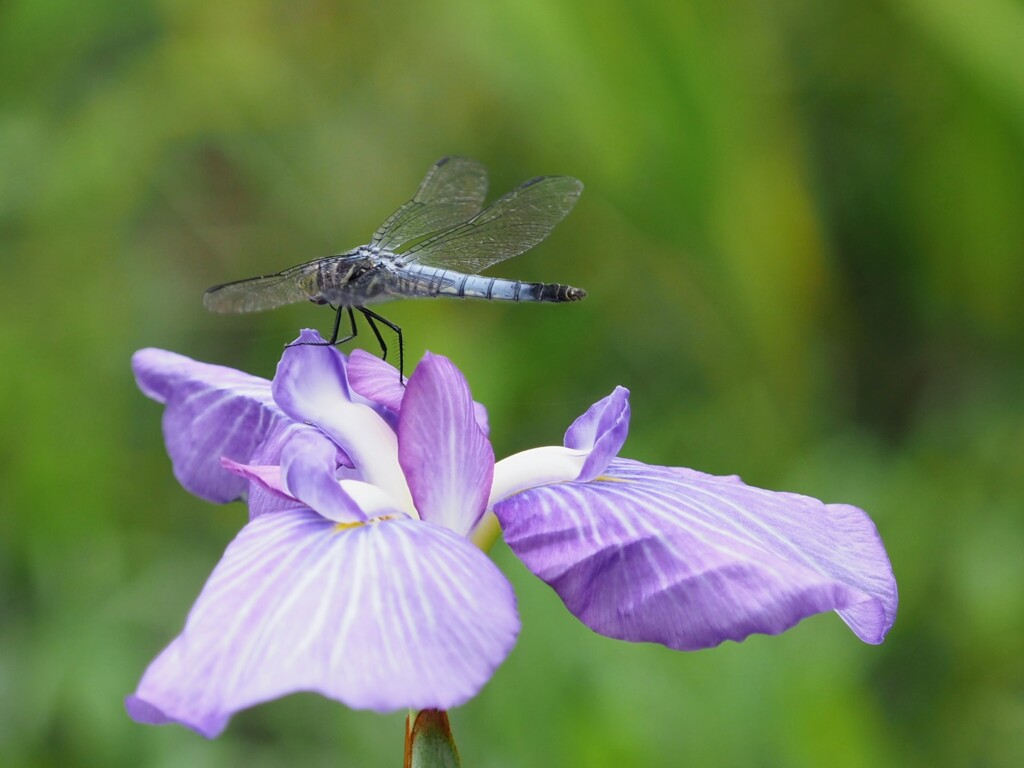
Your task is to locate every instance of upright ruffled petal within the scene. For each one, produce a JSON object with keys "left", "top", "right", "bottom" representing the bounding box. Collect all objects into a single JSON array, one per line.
[
  {"left": 132, "top": 348, "right": 285, "bottom": 503},
  {"left": 399, "top": 353, "right": 493, "bottom": 535},
  {"left": 564, "top": 386, "right": 631, "bottom": 482},
  {"left": 348, "top": 349, "right": 490, "bottom": 435},
  {"left": 494, "top": 459, "right": 897, "bottom": 650},
  {"left": 488, "top": 387, "right": 631, "bottom": 506},
  {"left": 347, "top": 349, "right": 407, "bottom": 412},
  {"left": 126, "top": 509, "right": 519, "bottom": 737},
  {"left": 272, "top": 331, "right": 414, "bottom": 515}
]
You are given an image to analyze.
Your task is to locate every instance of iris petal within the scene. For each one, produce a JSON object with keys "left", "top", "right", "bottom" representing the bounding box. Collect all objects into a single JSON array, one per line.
[
  {"left": 271, "top": 331, "right": 414, "bottom": 514},
  {"left": 348, "top": 349, "right": 491, "bottom": 435},
  {"left": 346, "top": 349, "right": 406, "bottom": 412},
  {"left": 488, "top": 387, "right": 631, "bottom": 507},
  {"left": 220, "top": 458, "right": 289, "bottom": 500},
  {"left": 132, "top": 348, "right": 283, "bottom": 503},
  {"left": 494, "top": 459, "right": 897, "bottom": 649},
  {"left": 270, "top": 330, "right": 353, "bottom": 415},
  {"left": 399, "top": 353, "right": 494, "bottom": 535},
  {"left": 243, "top": 420, "right": 329, "bottom": 518},
  {"left": 126, "top": 509, "right": 519, "bottom": 737},
  {"left": 489, "top": 447, "right": 587, "bottom": 507},
  {"left": 563, "top": 386, "right": 631, "bottom": 482},
  {"left": 280, "top": 431, "right": 366, "bottom": 523}
]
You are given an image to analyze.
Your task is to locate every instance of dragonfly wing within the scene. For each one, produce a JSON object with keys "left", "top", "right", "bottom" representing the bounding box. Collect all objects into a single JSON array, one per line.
[
  {"left": 371, "top": 156, "right": 489, "bottom": 251},
  {"left": 401, "top": 176, "right": 582, "bottom": 274},
  {"left": 204, "top": 262, "right": 318, "bottom": 314}
]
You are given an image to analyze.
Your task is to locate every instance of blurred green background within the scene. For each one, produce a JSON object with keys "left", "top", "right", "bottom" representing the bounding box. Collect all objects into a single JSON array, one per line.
[{"left": 2, "top": 0, "right": 1022, "bottom": 765}]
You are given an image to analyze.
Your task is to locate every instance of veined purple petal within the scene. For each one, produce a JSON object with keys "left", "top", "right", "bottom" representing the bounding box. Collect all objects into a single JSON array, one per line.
[
  {"left": 494, "top": 458, "right": 897, "bottom": 650},
  {"left": 132, "top": 348, "right": 285, "bottom": 503},
  {"left": 271, "top": 331, "right": 414, "bottom": 514},
  {"left": 473, "top": 402, "right": 491, "bottom": 437},
  {"left": 399, "top": 353, "right": 493, "bottom": 535},
  {"left": 347, "top": 349, "right": 406, "bottom": 412},
  {"left": 348, "top": 349, "right": 491, "bottom": 435},
  {"left": 564, "top": 386, "right": 631, "bottom": 482},
  {"left": 126, "top": 509, "right": 519, "bottom": 737}
]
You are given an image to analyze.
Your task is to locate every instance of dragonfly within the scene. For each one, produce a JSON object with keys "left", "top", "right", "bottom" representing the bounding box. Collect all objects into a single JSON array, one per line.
[{"left": 204, "top": 156, "right": 586, "bottom": 379}]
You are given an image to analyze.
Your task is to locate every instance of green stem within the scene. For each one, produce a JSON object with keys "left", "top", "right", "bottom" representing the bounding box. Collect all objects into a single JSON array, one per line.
[
  {"left": 470, "top": 510, "right": 501, "bottom": 552},
  {"left": 404, "top": 709, "right": 461, "bottom": 768}
]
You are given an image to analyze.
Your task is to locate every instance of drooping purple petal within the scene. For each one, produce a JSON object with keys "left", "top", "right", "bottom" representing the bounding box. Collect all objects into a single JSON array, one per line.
[
  {"left": 241, "top": 419, "right": 330, "bottom": 518},
  {"left": 494, "top": 458, "right": 897, "bottom": 650},
  {"left": 348, "top": 349, "right": 490, "bottom": 435},
  {"left": 132, "top": 348, "right": 285, "bottom": 503},
  {"left": 280, "top": 430, "right": 366, "bottom": 523},
  {"left": 564, "top": 386, "right": 631, "bottom": 482},
  {"left": 126, "top": 509, "right": 519, "bottom": 737},
  {"left": 399, "top": 353, "right": 493, "bottom": 535}
]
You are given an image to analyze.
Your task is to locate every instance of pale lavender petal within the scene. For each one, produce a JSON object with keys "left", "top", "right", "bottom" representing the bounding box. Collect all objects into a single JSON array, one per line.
[
  {"left": 270, "top": 330, "right": 352, "bottom": 421},
  {"left": 489, "top": 447, "right": 587, "bottom": 507},
  {"left": 348, "top": 349, "right": 490, "bottom": 435},
  {"left": 564, "top": 386, "right": 631, "bottom": 482},
  {"left": 272, "top": 331, "right": 414, "bottom": 514},
  {"left": 488, "top": 388, "right": 630, "bottom": 507},
  {"left": 126, "top": 509, "right": 519, "bottom": 737},
  {"left": 338, "top": 479, "right": 408, "bottom": 518},
  {"left": 494, "top": 458, "right": 897, "bottom": 650},
  {"left": 280, "top": 431, "right": 366, "bottom": 523},
  {"left": 399, "top": 353, "right": 493, "bottom": 535},
  {"left": 132, "top": 348, "right": 286, "bottom": 503}
]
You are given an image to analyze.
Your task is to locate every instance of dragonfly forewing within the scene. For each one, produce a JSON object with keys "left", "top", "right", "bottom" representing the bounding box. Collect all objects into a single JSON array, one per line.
[
  {"left": 372, "top": 156, "right": 488, "bottom": 251},
  {"left": 399, "top": 175, "right": 583, "bottom": 274},
  {"left": 203, "top": 262, "right": 322, "bottom": 314}
]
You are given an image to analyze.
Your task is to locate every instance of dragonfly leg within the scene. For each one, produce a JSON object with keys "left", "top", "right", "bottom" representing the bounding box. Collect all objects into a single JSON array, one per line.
[
  {"left": 357, "top": 307, "right": 405, "bottom": 383},
  {"left": 328, "top": 305, "right": 358, "bottom": 345},
  {"left": 284, "top": 305, "right": 357, "bottom": 348}
]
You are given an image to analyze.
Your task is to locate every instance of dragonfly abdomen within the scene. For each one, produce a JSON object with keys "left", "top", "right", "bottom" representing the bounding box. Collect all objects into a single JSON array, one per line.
[
  {"left": 488, "top": 278, "right": 587, "bottom": 303},
  {"left": 403, "top": 266, "right": 585, "bottom": 303}
]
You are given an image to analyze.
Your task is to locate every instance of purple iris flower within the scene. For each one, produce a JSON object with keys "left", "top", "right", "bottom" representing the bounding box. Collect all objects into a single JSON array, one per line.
[{"left": 128, "top": 330, "right": 896, "bottom": 737}]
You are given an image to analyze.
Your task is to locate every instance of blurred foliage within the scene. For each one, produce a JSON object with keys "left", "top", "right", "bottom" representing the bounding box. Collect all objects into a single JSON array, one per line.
[{"left": 2, "top": 0, "right": 1022, "bottom": 765}]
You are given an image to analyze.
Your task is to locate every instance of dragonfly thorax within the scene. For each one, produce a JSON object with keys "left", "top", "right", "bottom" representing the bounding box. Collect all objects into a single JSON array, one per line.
[{"left": 315, "top": 245, "right": 396, "bottom": 307}]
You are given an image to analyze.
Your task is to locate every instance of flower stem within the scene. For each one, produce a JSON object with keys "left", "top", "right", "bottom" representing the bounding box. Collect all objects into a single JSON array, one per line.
[
  {"left": 471, "top": 510, "right": 501, "bottom": 552},
  {"left": 404, "top": 709, "right": 461, "bottom": 768}
]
